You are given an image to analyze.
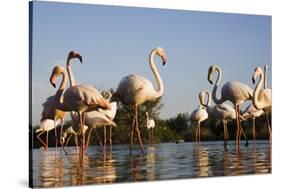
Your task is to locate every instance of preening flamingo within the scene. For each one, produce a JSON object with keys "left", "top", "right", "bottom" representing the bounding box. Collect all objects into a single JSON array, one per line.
[
  {"left": 113, "top": 47, "right": 167, "bottom": 152},
  {"left": 49, "top": 66, "right": 111, "bottom": 157},
  {"left": 189, "top": 92, "right": 208, "bottom": 142},
  {"left": 61, "top": 124, "right": 88, "bottom": 153},
  {"left": 199, "top": 90, "right": 249, "bottom": 146},
  {"left": 207, "top": 65, "right": 253, "bottom": 146},
  {"left": 35, "top": 119, "right": 61, "bottom": 150},
  {"left": 252, "top": 66, "right": 272, "bottom": 139}
]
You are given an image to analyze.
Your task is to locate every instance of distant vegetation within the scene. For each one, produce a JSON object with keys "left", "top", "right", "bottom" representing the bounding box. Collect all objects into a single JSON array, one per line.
[{"left": 33, "top": 94, "right": 271, "bottom": 149}]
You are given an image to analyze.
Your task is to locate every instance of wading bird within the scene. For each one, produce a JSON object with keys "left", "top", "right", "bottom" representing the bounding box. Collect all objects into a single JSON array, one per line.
[
  {"left": 113, "top": 47, "right": 167, "bottom": 152},
  {"left": 60, "top": 124, "right": 88, "bottom": 154},
  {"left": 49, "top": 66, "right": 110, "bottom": 157},
  {"left": 189, "top": 92, "right": 208, "bottom": 143},
  {"left": 40, "top": 51, "right": 82, "bottom": 152},
  {"left": 240, "top": 65, "right": 269, "bottom": 141},
  {"left": 146, "top": 112, "right": 155, "bottom": 141},
  {"left": 98, "top": 91, "right": 117, "bottom": 152},
  {"left": 199, "top": 90, "right": 249, "bottom": 147},
  {"left": 252, "top": 66, "right": 272, "bottom": 140},
  {"left": 35, "top": 119, "right": 60, "bottom": 150},
  {"left": 207, "top": 65, "right": 253, "bottom": 147}
]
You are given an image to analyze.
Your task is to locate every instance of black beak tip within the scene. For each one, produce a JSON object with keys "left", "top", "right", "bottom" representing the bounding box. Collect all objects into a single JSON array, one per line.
[
  {"left": 162, "top": 61, "right": 166, "bottom": 66},
  {"left": 51, "top": 83, "right": 56, "bottom": 88},
  {"left": 252, "top": 78, "right": 255, "bottom": 84},
  {"left": 79, "top": 56, "right": 83, "bottom": 63}
]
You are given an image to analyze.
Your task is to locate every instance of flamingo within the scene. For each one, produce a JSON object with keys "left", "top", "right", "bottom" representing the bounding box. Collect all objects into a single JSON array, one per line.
[
  {"left": 98, "top": 91, "right": 117, "bottom": 152},
  {"left": 240, "top": 65, "right": 269, "bottom": 141},
  {"left": 207, "top": 65, "right": 253, "bottom": 147},
  {"left": 199, "top": 90, "right": 249, "bottom": 146},
  {"left": 35, "top": 119, "right": 61, "bottom": 150},
  {"left": 189, "top": 94, "right": 208, "bottom": 142},
  {"left": 49, "top": 65, "right": 111, "bottom": 157},
  {"left": 145, "top": 112, "right": 155, "bottom": 141},
  {"left": 65, "top": 52, "right": 117, "bottom": 154},
  {"left": 113, "top": 47, "right": 167, "bottom": 152},
  {"left": 60, "top": 124, "right": 88, "bottom": 153},
  {"left": 40, "top": 50, "right": 82, "bottom": 151},
  {"left": 252, "top": 66, "right": 272, "bottom": 139}
]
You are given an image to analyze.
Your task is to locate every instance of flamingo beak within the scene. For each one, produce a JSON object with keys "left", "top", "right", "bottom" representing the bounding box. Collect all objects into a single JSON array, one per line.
[
  {"left": 208, "top": 75, "right": 213, "bottom": 84},
  {"left": 78, "top": 55, "right": 83, "bottom": 63},
  {"left": 162, "top": 54, "right": 167, "bottom": 66},
  {"left": 50, "top": 76, "right": 56, "bottom": 88},
  {"left": 252, "top": 75, "right": 256, "bottom": 84}
]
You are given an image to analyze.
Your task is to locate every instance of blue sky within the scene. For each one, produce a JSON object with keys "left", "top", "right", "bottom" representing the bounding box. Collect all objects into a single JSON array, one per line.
[{"left": 31, "top": 1, "right": 271, "bottom": 125}]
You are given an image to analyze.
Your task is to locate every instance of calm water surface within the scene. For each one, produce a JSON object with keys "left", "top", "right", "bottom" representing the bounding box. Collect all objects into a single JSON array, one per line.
[{"left": 32, "top": 141, "right": 271, "bottom": 187}]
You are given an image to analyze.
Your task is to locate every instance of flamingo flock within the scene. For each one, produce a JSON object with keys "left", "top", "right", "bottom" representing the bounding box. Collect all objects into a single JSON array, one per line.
[{"left": 35, "top": 48, "right": 271, "bottom": 157}]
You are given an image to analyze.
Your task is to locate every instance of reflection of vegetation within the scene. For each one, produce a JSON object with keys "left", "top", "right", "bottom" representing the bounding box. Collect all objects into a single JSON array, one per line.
[{"left": 33, "top": 90, "right": 272, "bottom": 148}]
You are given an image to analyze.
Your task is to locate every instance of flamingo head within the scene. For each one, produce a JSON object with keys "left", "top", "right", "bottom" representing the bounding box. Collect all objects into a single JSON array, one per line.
[
  {"left": 252, "top": 66, "right": 263, "bottom": 84},
  {"left": 155, "top": 47, "right": 167, "bottom": 66},
  {"left": 199, "top": 91, "right": 207, "bottom": 107},
  {"left": 50, "top": 66, "right": 65, "bottom": 88},
  {"left": 207, "top": 65, "right": 216, "bottom": 84},
  {"left": 68, "top": 50, "right": 83, "bottom": 63}
]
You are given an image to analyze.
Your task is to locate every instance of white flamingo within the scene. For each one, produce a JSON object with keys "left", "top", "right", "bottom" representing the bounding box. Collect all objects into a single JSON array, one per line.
[
  {"left": 252, "top": 66, "right": 272, "bottom": 139},
  {"left": 35, "top": 119, "right": 61, "bottom": 150},
  {"left": 207, "top": 65, "right": 253, "bottom": 146},
  {"left": 49, "top": 66, "right": 111, "bottom": 157},
  {"left": 199, "top": 90, "right": 249, "bottom": 146},
  {"left": 189, "top": 92, "right": 208, "bottom": 142},
  {"left": 145, "top": 112, "right": 155, "bottom": 141},
  {"left": 98, "top": 91, "right": 117, "bottom": 152},
  {"left": 113, "top": 47, "right": 167, "bottom": 152},
  {"left": 240, "top": 65, "right": 269, "bottom": 141}
]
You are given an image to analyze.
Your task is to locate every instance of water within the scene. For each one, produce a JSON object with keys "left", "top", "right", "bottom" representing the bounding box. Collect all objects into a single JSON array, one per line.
[{"left": 32, "top": 141, "right": 271, "bottom": 187}]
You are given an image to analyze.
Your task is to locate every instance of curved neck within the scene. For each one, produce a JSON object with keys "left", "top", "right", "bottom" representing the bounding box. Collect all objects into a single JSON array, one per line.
[
  {"left": 206, "top": 91, "right": 211, "bottom": 106},
  {"left": 149, "top": 49, "right": 164, "bottom": 99},
  {"left": 264, "top": 66, "right": 268, "bottom": 89},
  {"left": 253, "top": 72, "right": 264, "bottom": 109},
  {"left": 55, "top": 70, "right": 67, "bottom": 99},
  {"left": 66, "top": 56, "right": 76, "bottom": 87},
  {"left": 212, "top": 66, "right": 225, "bottom": 104},
  {"left": 55, "top": 70, "right": 71, "bottom": 111}
]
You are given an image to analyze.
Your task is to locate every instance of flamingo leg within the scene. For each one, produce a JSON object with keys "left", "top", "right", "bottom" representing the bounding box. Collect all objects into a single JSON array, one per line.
[
  {"left": 223, "top": 121, "right": 228, "bottom": 148},
  {"left": 265, "top": 112, "right": 272, "bottom": 140},
  {"left": 74, "top": 134, "right": 78, "bottom": 154},
  {"left": 94, "top": 128, "right": 104, "bottom": 154},
  {"left": 109, "top": 126, "right": 112, "bottom": 152},
  {"left": 36, "top": 131, "right": 47, "bottom": 150},
  {"left": 85, "top": 128, "right": 93, "bottom": 152},
  {"left": 46, "top": 131, "right": 49, "bottom": 150},
  {"left": 135, "top": 105, "right": 144, "bottom": 152},
  {"left": 195, "top": 123, "right": 198, "bottom": 143},
  {"left": 104, "top": 126, "right": 107, "bottom": 153},
  {"left": 54, "top": 121, "right": 58, "bottom": 150},
  {"left": 252, "top": 118, "right": 256, "bottom": 142},
  {"left": 78, "top": 112, "right": 84, "bottom": 158},
  {"left": 239, "top": 124, "right": 249, "bottom": 146},
  {"left": 235, "top": 105, "right": 240, "bottom": 149},
  {"left": 130, "top": 114, "right": 136, "bottom": 152},
  {"left": 198, "top": 123, "right": 201, "bottom": 144},
  {"left": 65, "top": 134, "right": 72, "bottom": 147}
]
